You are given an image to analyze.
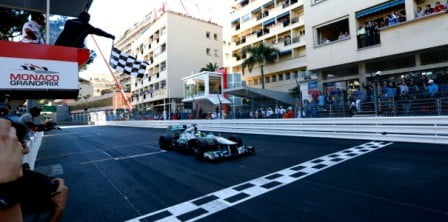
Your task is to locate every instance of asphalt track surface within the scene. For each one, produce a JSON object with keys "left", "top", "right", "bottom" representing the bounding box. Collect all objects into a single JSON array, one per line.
[{"left": 33, "top": 126, "right": 448, "bottom": 222}]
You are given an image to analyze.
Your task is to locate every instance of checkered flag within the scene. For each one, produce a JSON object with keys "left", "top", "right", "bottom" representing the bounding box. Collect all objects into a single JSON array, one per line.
[{"left": 109, "top": 47, "right": 148, "bottom": 78}]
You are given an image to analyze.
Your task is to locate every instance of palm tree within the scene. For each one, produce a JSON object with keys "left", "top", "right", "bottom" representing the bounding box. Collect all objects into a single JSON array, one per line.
[
  {"left": 200, "top": 62, "right": 218, "bottom": 72},
  {"left": 241, "top": 43, "right": 279, "bottom": 89}
]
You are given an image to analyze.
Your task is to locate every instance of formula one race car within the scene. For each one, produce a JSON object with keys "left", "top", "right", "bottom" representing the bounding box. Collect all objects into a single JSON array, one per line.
[{"left": 159, "top": 124, "right": 255, "bottom": 160}]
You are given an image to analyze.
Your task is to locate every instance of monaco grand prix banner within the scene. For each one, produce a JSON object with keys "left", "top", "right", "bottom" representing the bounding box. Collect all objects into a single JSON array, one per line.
[
  {"left": 0, "top": 57, "right": 78, "bottom": 90},
  {"left": 0, "top": 40, "right": 89, "bottom": 99}
]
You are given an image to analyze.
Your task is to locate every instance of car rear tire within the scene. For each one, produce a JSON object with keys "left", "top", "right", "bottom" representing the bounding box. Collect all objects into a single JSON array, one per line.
[
  {"left": 228, "top": 135, "right": 243, "bottom": 147},
  {"left": 159, "top": 135, "right": 172, "bottom": 150}
]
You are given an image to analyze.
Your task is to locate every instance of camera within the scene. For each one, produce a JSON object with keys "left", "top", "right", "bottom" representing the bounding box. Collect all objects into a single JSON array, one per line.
[{"left": 20, "top": 170, "right": 60, "bottom": 214}]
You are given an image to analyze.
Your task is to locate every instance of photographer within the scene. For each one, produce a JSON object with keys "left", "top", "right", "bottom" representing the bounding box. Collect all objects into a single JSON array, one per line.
[
  {"left": 19, "top": 107, "right": 60, "bottom": 136},
  {"left": 0, "top": 94, "right": 11, "bottom": 117},
  {"left": 0, "top": 116, "right": 68, "bottom": 222},
  {"left": 0, "top": 118, "right": 23, "bottom": 221}
]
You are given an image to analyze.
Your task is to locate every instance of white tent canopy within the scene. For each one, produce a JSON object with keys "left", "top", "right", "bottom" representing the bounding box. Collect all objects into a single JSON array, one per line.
[
  {"left": 0, "top": 0, "right": 93, "bottom": 43},
  {"left": 0, "top": 0, "right": 93, "bottom": 17}
]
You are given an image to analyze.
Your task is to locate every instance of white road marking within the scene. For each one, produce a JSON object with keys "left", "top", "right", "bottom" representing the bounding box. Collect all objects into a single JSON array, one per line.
[
  {"left": 80, "top": 157, "right": 114, "bottom": 165},
  {"left": 80, "top": 151, "right": 166, "bottom": 164},
  {"left": 114, "top": 151, "right": 166, "bottom": 160},
  {"left": 44, "top": 133, "right": 78, "bottom": 137},
  {"left": 60, "top": 125, "right": 97, "bottom": 129},
  {"left": 125, "top": 141, "right": 392, "bottom": 222}
]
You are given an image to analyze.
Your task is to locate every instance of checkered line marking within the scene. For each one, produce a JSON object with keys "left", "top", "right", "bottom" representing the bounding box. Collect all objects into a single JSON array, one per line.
[{"left": 126, "top": 141, "right": 392, "bottom": 222}]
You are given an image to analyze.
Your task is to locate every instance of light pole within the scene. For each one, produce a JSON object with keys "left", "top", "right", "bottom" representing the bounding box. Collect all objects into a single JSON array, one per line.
[
  {"left": 372, "top": 71, "right": 381, "bottom": 116},
  {"left": 294, "top": 74, "right": 303, "bottom": 118}
]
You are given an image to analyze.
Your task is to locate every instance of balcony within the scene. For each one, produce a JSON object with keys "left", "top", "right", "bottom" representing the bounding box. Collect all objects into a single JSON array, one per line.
[{"left": 307, "top": 12, "right": 448, "bottom": 70}]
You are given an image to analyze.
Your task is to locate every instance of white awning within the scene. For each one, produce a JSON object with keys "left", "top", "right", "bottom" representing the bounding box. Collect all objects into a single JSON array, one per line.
[
  {"left": 207, "top": 95, "right": 231, "bottom": 105},
  {"left": 0, "top": 0, "right": 93, "bottom": 16},
  {"left": 182, "top": 94, "right": 231, "bottom": 105}
]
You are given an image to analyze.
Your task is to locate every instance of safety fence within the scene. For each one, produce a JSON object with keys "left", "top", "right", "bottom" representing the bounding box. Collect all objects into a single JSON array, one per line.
[
  {"left": 119, "top": 97, "right": 448, "bottom": 120},
  {"left": 96, "top": 116, "right": 448, "bottom": 145}
]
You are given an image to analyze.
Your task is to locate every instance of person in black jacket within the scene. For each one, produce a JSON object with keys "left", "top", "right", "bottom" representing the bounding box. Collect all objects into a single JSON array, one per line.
[{"left": 55, "top": 12, "right": 114, "bottom": 48}]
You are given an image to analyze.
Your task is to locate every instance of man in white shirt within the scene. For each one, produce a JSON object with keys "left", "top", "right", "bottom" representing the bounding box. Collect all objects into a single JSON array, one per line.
[{"left": 21, "top": 13, "right": 45, "bottom": 44}]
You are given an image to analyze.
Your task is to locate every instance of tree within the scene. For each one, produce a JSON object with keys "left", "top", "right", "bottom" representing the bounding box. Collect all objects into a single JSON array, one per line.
[
  {"left": 101, "top": 88, "right": 114, "bottom": 95},
  {"left": 48, "top": 15, "right": 67, "bottom": 44},
  {"left": 241, "top": 43, "right": 279, "bottom": 89},
  {"left": 82, "top": 95, "right": 91, "bottom": 100},
  {"left": 200, "top": 62, "right": 218, "bottom": 72},
  {"left": 0, "top": 8, "right": 29, "bottom": 40}
]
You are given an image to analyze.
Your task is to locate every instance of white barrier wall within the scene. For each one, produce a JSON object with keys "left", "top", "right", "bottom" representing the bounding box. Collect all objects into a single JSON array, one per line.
[
  {"left": 96, "top": 116, "right": 448, "bottom": 145},
  {"left": 22, "top": 131, "right": 44, "bottom": 170}
]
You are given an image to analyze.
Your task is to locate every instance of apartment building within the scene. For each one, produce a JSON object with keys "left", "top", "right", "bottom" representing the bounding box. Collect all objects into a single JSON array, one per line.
[
  {"left": 114, "top": 16, "right": 153, "bottom": 92},
  {"left": 116, "top": 11, "right": 222, "bottom": 116},
  {"left": 305, "top": 0, "right": 448, "bottom": 95},
  {"left": 226, "top": 0, "right": 307, "bottom": 93}
]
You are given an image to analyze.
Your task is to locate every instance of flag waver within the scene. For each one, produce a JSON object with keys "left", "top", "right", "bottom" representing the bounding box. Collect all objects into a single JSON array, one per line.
[{"left": 109, "top": 47, "right": 148, "bottom": 78}]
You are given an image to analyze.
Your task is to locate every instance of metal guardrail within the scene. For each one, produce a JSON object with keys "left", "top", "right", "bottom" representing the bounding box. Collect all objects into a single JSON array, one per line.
[{"left": 96, "top": 116, "right": 448, "bottom": 145}]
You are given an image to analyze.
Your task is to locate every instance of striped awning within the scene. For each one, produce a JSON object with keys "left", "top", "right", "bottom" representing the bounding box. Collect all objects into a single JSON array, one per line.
[
  {"left": 252, "top": 7, "right": 262, "bottom": 13},
  {"left": 263, "top": 17, "right": 276, "bottom": 26},
  {"left": 263, "top": 0, "right": 274, "bottom": 8},
  {"left": 356, "top": 0, "right": 404, "bottom": 18},
  {"left": 279, "top": 49, "right": 292, "bottom": 55},
  {"left": 276, "top": 11, "right": 290, "bottom": 19}
]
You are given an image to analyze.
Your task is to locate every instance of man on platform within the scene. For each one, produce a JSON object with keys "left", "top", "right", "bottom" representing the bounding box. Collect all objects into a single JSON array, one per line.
[
  {"left": 21, "top": 13, "right": 45, "bottom": 44},
  {"left": 55, "top": 12, "right": 115, "bottom": 48}
]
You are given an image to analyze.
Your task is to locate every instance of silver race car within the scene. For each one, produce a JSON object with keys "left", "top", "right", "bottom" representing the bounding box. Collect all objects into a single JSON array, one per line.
[{"left": 159, "top": 124, "right": 255, "bottom": 160}]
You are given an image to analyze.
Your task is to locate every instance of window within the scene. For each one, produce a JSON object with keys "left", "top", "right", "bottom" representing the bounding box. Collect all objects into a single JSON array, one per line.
[
  {"left": 293, "top": 71, "right": 299, "bottom": 79},
  {"left": 312, "top": 0, "right": 327, "bottom": 5},
  {"left": 279, "top": 74, "right": 284, "bottom": 81},
  {"left": 160, "top": 61, "right": 166, "bottom": 71},
  {"left": 214, "top": 49, "right": 219, "bottom": 57},
  {"left": 285, "top": 72, "right": 291, "bottom": 80},
  {"left": 241, "top": 14, "right": 250, "bottom": 23},
  {"left": 265, "top": 76, "right": 270, "bottom": 83},
  {"left": 214, "top": 33, "right": 218, "bottom": 40},
  {"left": 209, "top": 76, "right": 221, "bottom": 94},
  {"left": 206, "top": 31, "right": 211, "bottom": 38},
  {"left": 315, "top": 18, "right": 350, "bottom": 46},
  {"left": 254, "top": 78, "right": 259, "bottom": 85},
  {"left": 272, "top": 75, "right": 277, "bottom": 82},
  {"left": 206, "top": 48, "right": 211, "bottom": 55}
]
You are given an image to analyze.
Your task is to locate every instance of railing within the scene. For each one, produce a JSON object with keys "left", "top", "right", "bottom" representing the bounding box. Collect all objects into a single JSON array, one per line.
[
  {"left": 291, "top": 17, "right": 299, "bottom": 24},
  {"left": 292, "top": 36, "right": 300, "bottom": 43},
  {"left": 96, "top": 116, "right": 448, "bottom": 145}
]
